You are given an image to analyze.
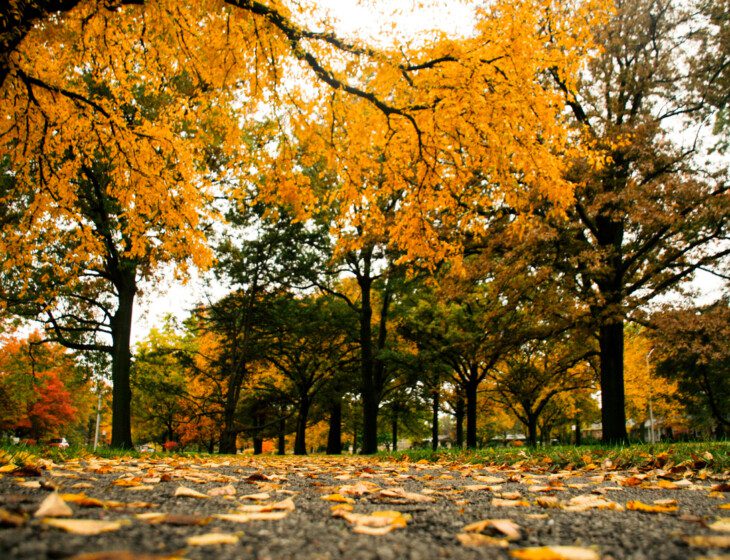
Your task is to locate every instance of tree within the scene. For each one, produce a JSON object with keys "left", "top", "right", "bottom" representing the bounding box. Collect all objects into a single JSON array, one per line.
[
  {"left": 132, "top": 321, "right": 190, "bottom": 445},
  {"left": 490, "top": 337, "right": 596, "bottom": 446},
  {"left": 0, "top": 333, "right": 87, "bottom": 440},
  {"left": 2, "top": 0, "right": 606, "bottom": 447},
  {"left": 265, "top": 293, "right": 357, "bottom": 455},
  {"left": 651, "top": 299, "right": 730, "bottom": 438},
  {"left": 549, "top": 0, "right": 730, "bottom": 442}
]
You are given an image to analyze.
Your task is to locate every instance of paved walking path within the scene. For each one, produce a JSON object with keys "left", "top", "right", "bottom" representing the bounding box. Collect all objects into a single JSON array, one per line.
[{"left": 1, "top": 454, "right": 729, "bottom": 559}]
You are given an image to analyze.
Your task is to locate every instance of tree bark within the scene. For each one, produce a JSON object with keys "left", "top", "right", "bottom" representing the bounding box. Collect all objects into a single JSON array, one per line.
[
  {"left": 431, "top": 389, "right": 439, "bottom": 451},
  {"left": 526, "top": 414, "right": 538, "bottom": 447},
  {"left": 465, "top": 378, "right": 479, "bottom": 449},
  {"left": 359, "top": 271, "right": 379, "bottom": 454},
  {"left": 455, "top": 394, "right": 464, "bottom": 449},
  {"left": 253, "top": 414, "right": 263, "bottom": 455},
  {"left": 277, "top": 414, "right": 286, "bottom": 455},
  {"left": 326, "top": 398, "right": 342, "bottom": 454},
  {"left": 110, "top": 281, "right": 135, "bottom": 449},
  {"left": 599, "top": 319, "right": 628, "bottom": 444},
  {"left": 574, "top": 414, "right": 582, "bottom": 446},
  {"left": 391, "top": 406, "right": 398, "bottom": 452},
  {"left": 294, "top": 397, "right": 310, "bottom": 455}
]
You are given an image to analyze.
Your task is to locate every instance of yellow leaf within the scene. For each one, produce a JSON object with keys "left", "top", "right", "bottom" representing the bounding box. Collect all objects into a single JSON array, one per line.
[
  {"left": 510, "top": 546, "right": 600, "bottom": 560},
  {"left": 186, "top": 532, "right": 239, "bottom": 546},
  {"left": 684, "top": 535, "right": 730, "bottom": 548},
  {"left": 42, "top": 518, "right": 123, "bottom": 535},
  {"left": 709, "top": 518, "right": 730, "bottom": 532},
  {"left": 322, "top": 494, "right": 355, "bottom": 504},
  {"left": 60, "top": 494, "right": 105, "bottom": 508},
  {"left": 626, "top": 500, "right": 678, "bottom": 513},
  {"left": 492, "top": 498, "right": 530, "bottom": 507},
  {"left": 456, "top": 533, "right": 509, "bottom": 547}
]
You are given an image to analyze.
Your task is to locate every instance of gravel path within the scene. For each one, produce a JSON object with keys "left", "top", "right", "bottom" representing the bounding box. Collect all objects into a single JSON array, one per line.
[{"left": 1, "top": 455, "right": 728, "bottom": 560}]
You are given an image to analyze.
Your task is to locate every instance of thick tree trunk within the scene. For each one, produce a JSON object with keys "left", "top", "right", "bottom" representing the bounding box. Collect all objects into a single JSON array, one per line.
[
  {"left": 431, "top": 389, "right": 439, "bottom": 451},
  {"left": 359, "top": 272, "right": 379, "bottom": 454},
  {"left": 455, "top": 394, "right": 464, "bottom": 449},
  {"left": 526, "top": 414, "right": 538, "bottom": 447},
  {"left": 253, "top": 414, "right": 263, "bottom": 455},
  {"left": 391, "top": 407, "right": 398, "bottom": 452},
  {"left": 326, "top": 399, "right": 342, "bottom": 454},
  {"left": 294, "top": 397, "right": 310, "bottom": 455},
  {"left": 219, "top": 365, "right": 246, "bottom": 454},
  {"left": 277, "top": 415, "right": 286, "bottom": 455},
  {"left": 465, "top": 378, "right": 479, "bottom": 449},
  {"left": 352, "top": 425, "right": 358, "bottom": 454},
  {"left": 599, "top": 319, "right": 628, "bottom": 444},
  {"left": 110, "top": 282, "right": 135, "bottom": 449},
  {"left": 575, "top": 414, "right": 582, "bottom": 446}
]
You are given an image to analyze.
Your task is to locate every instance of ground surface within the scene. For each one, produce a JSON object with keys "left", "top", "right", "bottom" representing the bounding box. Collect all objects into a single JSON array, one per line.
[{"left": 0, "top": 453, "right": 729, "bottom": 560}]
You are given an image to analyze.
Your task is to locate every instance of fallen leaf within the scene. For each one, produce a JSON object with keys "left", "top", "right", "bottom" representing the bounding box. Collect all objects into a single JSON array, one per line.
[
  {"left": 322, "top": 494, "right": 355, "bottom": 504},
  {"left": 536, "top": 497, "right": 562, "bottom": 509},
  {"left": 68, "top": 553, "right": 184, "bottom": 560},
  {"left": 173, "top": 486, "right": 209, "bottom": 499},
  {"left": 510, "top": 546, "right": 600, "bottom": 560},
  {"left": 42, "top": 518, "right": 123, "bottom": 535},
  {"left": 626, "top": 500, "right": 678, "bottom": 513},
  {"left": 564, "top": 495, "right": 622, "bottom": 512},
  {"left": 339, "top": 481, "right": 381, "bottom": 496},
  {"left": 709, "top": 518, "right": 730, "bottom": 532},
  {"left": 0, "top": 507, "right": 26, "bottom": 527},
  {"left": 377, "top": 487, "right": 435, "bottom": 503},
  {"left": 213, "top": 511, "right": 288, "bottom": 523},
  {"left": 492, "top": 498, "right": 529, "bottom": 508},
  {"left": 239, "top": 492, "right": 270, "bottom": 501},
  {"left": 336, "top": 509, "right": 410, "bottom": 534},
  {"left": 463, "top": 518, "right": 521, "bottom": 540},
  {"left": 207, "top": 484, "right": 237, "bottom": 497},
  {"left": 142, "top": 513, "right": 211, "bottom": 526},
  {"left": 60, "top": 493, "right": 105, "bottom": 508},
  {"left": 456, "top": 533, "right": 509, "bottom": 547},
  {"left": 34, "top": 492, "right": 73, "bottom": 518},
  {"left": 684, "top": 535, "right": 730, "bottom": 547},
  {"left": 720, "top": 504, "right": 730, "bottom": 510},
  {"left": 712, "top": 484, "right": 730, "bottom": 493},
  {"left": 186, "top": 532, "right": 239, "bottom": 546}
]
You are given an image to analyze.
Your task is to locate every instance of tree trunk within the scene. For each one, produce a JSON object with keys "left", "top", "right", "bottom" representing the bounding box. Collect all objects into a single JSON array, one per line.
[
  {"left": 294, "top": 397, "right": 310, "bottom": 455},
  {"left": 277, "top": 414, "right": 286, "bottom": 455},
  {"left": 352, "top": 425, "right": 357, "bottom": 455},
  {"left": 465, "top": 378, "right": 479, "bottom": 449},
  {"left": 110, "top": 282, "right": 135, "bottom": 449},
  {"left": 359, "top": 271, "right": 379, "bottom": 454},
  {"left": 391, "top": 407, "right": 398, "bottom": 452},
  {"left": 253, "top": 413, "right": 263, "bottom": 455},
  {"left": 431, "top": 389, "right": 439, "bottom": 451},
  {"left": 599, "top": 319, "right": 628, "bottom": 444},
  {"left": 326, "top": 398, "right": 342, "bottom": 454},
  {"left": 527, "top": 414, "right": 538, "bottom": 447},
  {"left": 219, "top": 365, "right": 246, "bottom": 454},
  {"left": 455, "top": 393, "right": 464, "bottom": 449},
  {"left": 574, "top": 414, "right": 582, "bottom": 446}
]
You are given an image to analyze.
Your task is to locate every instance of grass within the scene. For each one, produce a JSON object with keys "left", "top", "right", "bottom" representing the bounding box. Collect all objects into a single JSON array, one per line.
[
  {"left": 379, "top": 441, "right": 730, "bottom": 471},
  {"left": 1, "top": 441, "right": 728, "bottom": 472}
]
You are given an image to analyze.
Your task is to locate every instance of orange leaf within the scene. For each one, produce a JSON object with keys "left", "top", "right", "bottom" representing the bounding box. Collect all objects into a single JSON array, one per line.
[{"left": 626, "top": 500, "right": 678, "bottom": 513}]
